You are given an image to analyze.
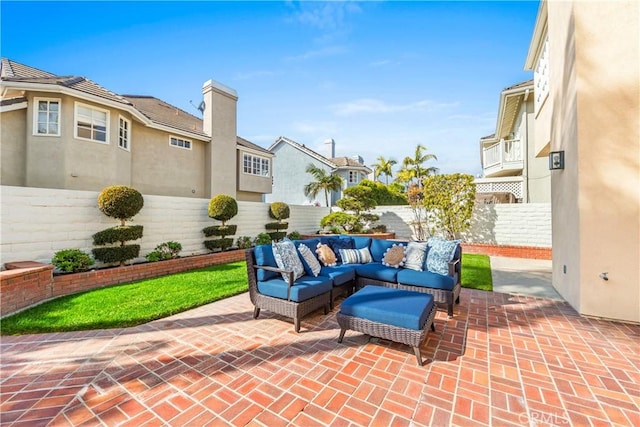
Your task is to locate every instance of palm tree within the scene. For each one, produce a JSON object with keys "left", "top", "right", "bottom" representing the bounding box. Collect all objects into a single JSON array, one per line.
[
  {"left": 303, "top": 164, "right": 344, "bottom": 207},
  {"left": 399, "top": 144, "right": 438, "bottom": 187},
  {"left": 371, "top": 156, "right": 397, "bottom": 185}
]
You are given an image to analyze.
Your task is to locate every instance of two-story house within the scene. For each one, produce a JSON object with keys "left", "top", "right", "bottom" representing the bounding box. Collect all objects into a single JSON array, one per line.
[
  {"left": 476, "top": 80, "right": 550, "bottom": 203},
  {"left": 0, "top": 58, "right": 273, "bottom": 201},
  {"left": 265, "top": 137, "right": 371, "bottom": 206}
]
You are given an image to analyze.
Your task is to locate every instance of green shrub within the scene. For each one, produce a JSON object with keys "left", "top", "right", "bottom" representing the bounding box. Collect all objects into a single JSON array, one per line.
[
  {"left": 145, "top": 241, "right": 182, "bottom": 262},
  {"left": 265, "top": 222, "right": 288, "bottom": 230},
  {"left": 254, "top": 233, "right": 272, "bottom": 246},
  {"left": 203, "top": 225, "right": 238, "bottom": 237},
  {"left": 208, "top": 194, "right": 238, "bottom": 224},
  {"left": 268, "top": 231, "right": 287, "bottom": 241},
  {"left": 93, "top": 225, "right": 144, "bottom": 245},
  {"left": 236, "top": 236, "right": 254, "bottom": 249},
  {"left": 320, "top": 212, "right": 361, "bottom": 233},
  {"left": 51, "top": 249, "right": 93, "bottom": 273},
  {"left": 287, "top": 231, "right": 302, "bottom": 240},
  {"left": 269, "top": 202, "right": 290, "bottom": 221},
  {"left": 204, "top": 238, "right": 234, "bottom": 251},
  {"left": 97, "top": 185, "right": 144, "bottom": 225},
  {"left": 92, "top": 245, "right": 140, "bottom": 264}
]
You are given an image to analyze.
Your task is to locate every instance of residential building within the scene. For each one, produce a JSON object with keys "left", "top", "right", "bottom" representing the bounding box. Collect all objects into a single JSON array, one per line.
[
  {"left": 0, "top": 58, "right": 273, "bottom": 201},
  {"left": 477, "top": 80, "right": 550, "bottom": 203},
  {"left": 525, "top": 0, "right": 639, "bottom": 322},
  {"left": 265, "top": 137, "right": 372, "bottom": 206}
]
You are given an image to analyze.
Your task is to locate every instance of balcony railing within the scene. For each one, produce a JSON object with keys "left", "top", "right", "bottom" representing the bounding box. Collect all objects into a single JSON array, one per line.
[{"left": 482, "top": 139, "right": 524, "bottom": 176}]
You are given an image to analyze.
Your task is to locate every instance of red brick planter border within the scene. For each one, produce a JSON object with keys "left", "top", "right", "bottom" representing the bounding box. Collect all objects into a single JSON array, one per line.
[{"left": 461, "top": 243, "right": 551, "bottom": 260}]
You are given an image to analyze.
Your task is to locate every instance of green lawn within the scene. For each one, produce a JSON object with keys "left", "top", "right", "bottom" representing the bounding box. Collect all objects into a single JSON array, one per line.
[
  {"left": 461, "top": 253, "right": 493, "bottom": 291},
  {"left": 1, "top": 261, "right": 248, "bottom": 336}
]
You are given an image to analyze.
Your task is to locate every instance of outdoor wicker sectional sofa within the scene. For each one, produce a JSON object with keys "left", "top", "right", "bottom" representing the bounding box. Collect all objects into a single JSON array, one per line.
[{"left": 245, "top": 235, "right": 462, "bottom": 332}]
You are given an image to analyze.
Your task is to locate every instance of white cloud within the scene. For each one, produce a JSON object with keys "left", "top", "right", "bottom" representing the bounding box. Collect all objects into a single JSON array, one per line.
[
  {"left": 331, "top": 98, "right": 459, "bottom": 116},
  {"left": 285, "top": 45, "right": 348, "bottom": 61}
]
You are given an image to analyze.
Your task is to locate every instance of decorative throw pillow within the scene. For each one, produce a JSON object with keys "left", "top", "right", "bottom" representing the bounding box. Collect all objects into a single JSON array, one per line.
[
  {"left": 382, "top": 244, "right": 406, "bottom": 268},
  {"left": 339, "top": 247, "right": 373, "bottom": 265},
  {"left": 425, "top": 237, "right": 460, "bottom": 276},
  {"left": 328, "top": 237, "right": 354, "bottom": 263},
  {"left": 297, "top": 243, "right": 321, "bottom": 277},
  {"left": 404, "top": 241, "right": 428, "bottom": 271},
  {"left": 272, "top": 238, "right": 305, "bottom": 282},
  {"left": 316, "top": 243, "right": 337, "bottom": 266}
]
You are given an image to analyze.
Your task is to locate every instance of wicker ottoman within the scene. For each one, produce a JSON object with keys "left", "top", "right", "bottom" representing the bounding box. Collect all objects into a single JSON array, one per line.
[{"left": 337, "top": 285, "right": 436, "bottom": 366}]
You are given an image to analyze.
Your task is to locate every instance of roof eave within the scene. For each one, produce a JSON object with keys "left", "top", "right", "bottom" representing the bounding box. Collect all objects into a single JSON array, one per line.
[{"left": 525, "top": 0, "right": 548, "bottom": 70}]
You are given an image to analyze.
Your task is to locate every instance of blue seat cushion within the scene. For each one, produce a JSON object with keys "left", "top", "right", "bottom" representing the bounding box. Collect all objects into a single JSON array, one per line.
[
  {"left": 369, "top": 239, "right": 398, "bottom": 262},
  {"left": 257, "top": 275, "right": 332, "bottom": 302},
  {"left": 355, "top": 262, "right": 399, "bottom": 283},
  {"left": 397, "top": 268, "right": 456, "bottom": 291},
  {"left": 254, "top": 245, "right": 278, "bottom": 281},
  {"left": 320, "top": 264, "right": 356, "bottom": 286},
  {"left": 340, "top": 285, "right": 434, "bottom": 330}
]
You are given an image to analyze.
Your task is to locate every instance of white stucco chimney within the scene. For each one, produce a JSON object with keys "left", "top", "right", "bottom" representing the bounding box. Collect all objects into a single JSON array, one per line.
[
  {"left": 324, "top": 138, "right": 335, "bottom": 158},
  {"left": 202, "top": 79, "right": 238, "bottom": 198}
]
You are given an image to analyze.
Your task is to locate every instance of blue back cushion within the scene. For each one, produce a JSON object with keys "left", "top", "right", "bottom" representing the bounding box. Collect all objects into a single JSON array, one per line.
[
  {"left": 329, "top": 237, "right": 354, "bottom": 263},
  {"left": 293, "top": 238, "right": 320, "bottom": 253},
  {"left": 348, "top": 236, "right": 372, "bottom": 250},
  {"left": 369, "top": 239, "right": 397, "bottom": 262},
  {"left": 254, "top": 245, "right": 278, "bottom": 281}
]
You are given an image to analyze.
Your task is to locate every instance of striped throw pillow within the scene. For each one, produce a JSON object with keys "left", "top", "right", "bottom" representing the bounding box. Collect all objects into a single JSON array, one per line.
[{"left": 339, "top": 247, "right": 373, "bottom": 265}]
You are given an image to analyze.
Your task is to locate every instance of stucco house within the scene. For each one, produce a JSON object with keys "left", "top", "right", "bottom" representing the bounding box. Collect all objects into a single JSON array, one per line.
[
  {"left": 524, "top": 0, "right": 639, "bottom": 323},
  {"left": 0, "top": 58, "right": 273, "bottom": 201},
  {"left": 265, "top": 136, "right": 372, "bottom": 206},
  {"left": 476, "top": 80, "right": 550, "bottom": 203}
]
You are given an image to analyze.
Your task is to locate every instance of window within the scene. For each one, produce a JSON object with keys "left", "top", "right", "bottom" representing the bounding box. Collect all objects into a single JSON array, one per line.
[
  {"left": 75, "top": 102, "right": 108, "bottom": 143},
  {"left": 534, "top": 34, "right": 550, "bottom": 113},
  {"left": 349, "top": 171, "right": 359, "bottom": 184},
  {"left": 170, "top": 136, "right": 191, "bottom": 150},
  {"left": 118, "top": 116, "right": 130, "bottom": 150},
  {"left": 243, "top": 153, "right": 270, "bottom": 176},
  {"left": 33, "top": 98, "right": 61, "bottom": 136}
]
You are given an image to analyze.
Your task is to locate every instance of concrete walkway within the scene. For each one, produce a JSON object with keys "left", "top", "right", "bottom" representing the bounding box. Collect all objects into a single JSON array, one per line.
[{"left": 490, "top": 256, "right": 562, "bottom": 300}]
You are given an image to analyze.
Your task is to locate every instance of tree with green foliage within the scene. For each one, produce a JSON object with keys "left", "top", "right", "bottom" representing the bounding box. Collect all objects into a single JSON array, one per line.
[
  {"left": 303, "top": 164, "right": 343, "bottom": 207},
  {"left": 421, "top": 173, "right": 476, "bottom": 239},
  {"left": 407, "top": 183, "right": 429, "bottom": 240},
  {"left": 203, "top": 194, "right": 238, "bottom": 251},
  {"left": 371, "top": 156, "right": 397, "bottom": 185},
  {"left": 92, "top": 185, "right": 144, "bottom": 266},
  {"left": 358, "top": 179, "right": 407, "bottom": 206},
  {"left": 266, "top": 201, "right": 290, "bottom": 241},
  {"left": 396, "top": 144, "right": 439, "bottom": 188},
  {"left": 335, "top": 185, "right": 380, "bottom": 232}
]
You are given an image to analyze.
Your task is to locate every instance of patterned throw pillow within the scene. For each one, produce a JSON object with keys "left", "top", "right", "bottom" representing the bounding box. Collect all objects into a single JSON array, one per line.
[
  {"left": 272, "top": 238, "right": 305, "bottom": 282},
  {"left": 382, "top": 244, "right": 406, "bottom": 268},
  {"left": 298, "top": 243, "right": 321, "bottom": 277},
  {"left": 425, "top": 237, "right": 460, "bottom": 276},
  {"left": 316, "top": 243, "right": 337, "bottom": 266},
  {"left": 339, "top": 247, "right": 373, "bottom": 265},
  {"left": 404, "top": 241, "right": 428, "bottom": 271}
]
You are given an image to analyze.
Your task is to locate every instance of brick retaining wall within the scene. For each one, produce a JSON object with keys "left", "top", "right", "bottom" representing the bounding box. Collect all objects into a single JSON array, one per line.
[
  {"left": 461, "top": 243, "right": 552, "bottom": 260},
  {"left": 1, "top": 250, "right": 246, "bottom": 317}
]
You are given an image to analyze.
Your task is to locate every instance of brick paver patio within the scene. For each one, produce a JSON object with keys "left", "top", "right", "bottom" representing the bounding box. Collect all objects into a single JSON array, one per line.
[{"left": 1, "top": 288, "right": 639, "bottom": 426}]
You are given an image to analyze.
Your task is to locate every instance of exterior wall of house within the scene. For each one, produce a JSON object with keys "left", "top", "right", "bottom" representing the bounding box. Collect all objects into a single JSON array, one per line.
[
  {"left": 236, "top": 150, "right": 272, "bottom": 197},
  {"left": 520, "top": 98, "right": 550, "bottom": 203},
  {"left": 130, "top": 125, "right": 207, "bottom": 198},
  {"left": 0, "top": 108, "right": 27, "bottom": 186},
  {"left": 266, "top": 143, "right": 334, "bottom": 206},
  {"left": 543, "top": 0, "right": 639, "bottom": 322}
]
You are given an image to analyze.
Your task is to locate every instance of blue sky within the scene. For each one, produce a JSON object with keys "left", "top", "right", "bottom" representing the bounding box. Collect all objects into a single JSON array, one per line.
[{"left": 1, "top": 1, "right": 539, "bottom": 177}]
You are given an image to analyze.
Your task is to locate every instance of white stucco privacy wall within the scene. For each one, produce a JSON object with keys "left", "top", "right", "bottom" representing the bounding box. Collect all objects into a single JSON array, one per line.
[
  {"left": 0, "top": 186, "right": 329, "bottom": 266},
  {"left": 373, "top": 203, "right": 551, "bottom": 247}
]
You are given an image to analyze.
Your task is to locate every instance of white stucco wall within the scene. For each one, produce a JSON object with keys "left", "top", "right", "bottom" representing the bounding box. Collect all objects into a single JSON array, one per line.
[{"left": 0, "top": 186, "right": 329, "bottom": 266}]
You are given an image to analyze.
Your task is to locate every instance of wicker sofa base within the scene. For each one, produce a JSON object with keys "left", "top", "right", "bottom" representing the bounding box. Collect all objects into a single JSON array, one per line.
[
  {"left": 252, "top": 292, "right": 330, "bottom": 333},
  {"left": 356, "top": 277, "right": 461, "bottom": 317},
  {"left": 337, "top": 303, "right": 437, "bottom": 366}
]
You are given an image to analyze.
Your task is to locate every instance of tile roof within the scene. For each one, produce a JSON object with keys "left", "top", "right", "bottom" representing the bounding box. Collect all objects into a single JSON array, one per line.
[
  {"left": 503, "top": 79, "right": 534, "bottom": 91},
  {"left": 272, "top": 136, "right": 371, "bottom": 172},
  {"left": 331, "top": 156, "right": 369, "bottom": 170},
  {"left": 122, "top": 95, "right": 207, "bottom": 138},
  {"left": 236, "top": 136, "right": 273, "bottom": 155}
]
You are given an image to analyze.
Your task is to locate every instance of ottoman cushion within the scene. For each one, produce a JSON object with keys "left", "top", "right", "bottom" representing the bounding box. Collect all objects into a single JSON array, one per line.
[{"left": 339, "top": 285, "right": 434, "bottom": 330}]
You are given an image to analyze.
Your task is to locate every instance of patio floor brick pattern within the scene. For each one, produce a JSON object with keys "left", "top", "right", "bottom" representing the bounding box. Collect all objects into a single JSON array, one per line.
[{"left": 1, "top": 288, "right": 639, "bottom": 426}]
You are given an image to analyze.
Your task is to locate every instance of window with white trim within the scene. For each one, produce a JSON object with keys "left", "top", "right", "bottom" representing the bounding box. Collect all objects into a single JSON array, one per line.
[
  {"left": 75, "top": 102, "right": 108, "bottom": 143},
  {"left": 118, "top": 116, "right": 130, "bottom": 150},
  {"left": 534, "top": 33, "right": 550, "bottom": 113},
  {"left": 349, "top": 170, "right": 359, "bottom": 184},
  {"left": 170, "top": 136, "right": 191, "bottom": 149},
  {"left": 33, "top": 97, "right": 61, "bottom": 136},
  {"left": 243, "top": 153, "right": 270, "bottom": 176}
]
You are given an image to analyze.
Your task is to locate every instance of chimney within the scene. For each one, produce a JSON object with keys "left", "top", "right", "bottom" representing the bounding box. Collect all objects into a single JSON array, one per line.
[
  {"left": 324, "top": 138, "right": 335, "bottom": 158},
  {"left": 352, "top": 155, "right": 364, "bottom": 165},
  {"left": 202, "top": 79, "right": 238, "bottom": 198}
]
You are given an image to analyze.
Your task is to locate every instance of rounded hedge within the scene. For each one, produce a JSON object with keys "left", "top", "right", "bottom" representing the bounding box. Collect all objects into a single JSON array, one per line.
[
  {"left": 208, "top": 194, "right": 238, "bottom": 223},
  {"left": 97, "top": 185, "right": 144, "bottom": 221},
  {"left": 269, "top": 202, "right": 290, "bottom": 221},
  {"left": 51, "top": 249, "right": 93, "bottom": 273}
]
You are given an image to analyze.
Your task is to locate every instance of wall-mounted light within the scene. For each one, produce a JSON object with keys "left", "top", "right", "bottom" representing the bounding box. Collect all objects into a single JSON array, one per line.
[{"left": 549, "top": 151, "right": 565, "bottom": 170}]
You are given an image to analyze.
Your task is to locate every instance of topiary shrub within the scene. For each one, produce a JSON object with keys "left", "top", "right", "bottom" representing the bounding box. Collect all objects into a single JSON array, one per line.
[
  {"left": 93, "top": 185, "right": 144, "bottom": 266},
  {"left": 269, "top": 202, "right": 290, "bottom": 221},
  {"left": 145, "top": 241, "right": 182, "bottom": 262},
  {"left": 320, "top": 211, "right": 361, "bottom": 233},
  {"left": 266, "top": 201, "right": 290, "bottom": 242},
  {"left": 203, "top": 194, "right": 238, "bottom": 252},
  {"left": 287, "top": 231, "right": 302, "bottom": 240},
  {"left": 254, "top": 233, "right": 272, "bottom": 246},
  {"left": 51, "top": 249, "right": 93, "bottom": 273}
]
